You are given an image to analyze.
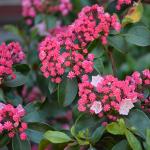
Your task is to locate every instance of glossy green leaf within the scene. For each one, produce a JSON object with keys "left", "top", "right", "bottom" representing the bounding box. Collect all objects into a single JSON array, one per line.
[
  {"left": 125, "top": 26, "right": 150, "bottom": 46},
  {"left": 108, "top": 35, "right": 128, "bottom": 53},
  {"left": 106, "top": 120, "right": 125, "bottom": 135},
  {"left": 94, "top": 58, "right": 104, "bottom": 74},
  {"left": 125, "top": 109, "right": 150, "bottom": 139},
  {"left": 12, "top": 134, "right": 31, "bottom": 150},
  {"left": 28, "top": 122, "right": 53, "bottom": 132},
  {"left": 38, "top": 139, "right": 50, "bottom": 150},
  {"left": 58, "top": 77, "right": 78, "bottom": 106},
  {"left": 4, "top": 72, "right": 26, "bottom": 87},
  {"left": 112, "top": 140, "right": 130, "bottom": 150},
  {"left": 26, "top": 129, "right": 43, "bottom": 143},
  {"left": 125, "top": 130, "right": 142, "bottom": 150},
  {"left": 44, "top": 130, "right": 72, "bottom": 144},
  {"left": 0, "top": 89, "right": 5, "bottom": 102},
  {"left": 146, "top": 129, "right": 150, "bottom": 150},
  {"left": 0, "top": 135, "right": 10, "bottom": 148},
  {"left": 90, "top": 126, "right": 105, "bottom": 144},
  {"left": 4, "top": 25, "right": 20, "bottom": 37},
  {"left": 13, "top": 64, "right": 30, "bottom": 75}
]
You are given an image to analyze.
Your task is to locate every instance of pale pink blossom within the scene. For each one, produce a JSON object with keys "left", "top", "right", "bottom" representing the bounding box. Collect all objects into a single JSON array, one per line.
[
  {"left": 119, "top": 99, "right": 134, "bottom": 115},
  {"left": 91, "top": 75, "right": 103, "bottom": 87},
  {"left": 90, "top": 101, "right": 102, "bottom": 114}
]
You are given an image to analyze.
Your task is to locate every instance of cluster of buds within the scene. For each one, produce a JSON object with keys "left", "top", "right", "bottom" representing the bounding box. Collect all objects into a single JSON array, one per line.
[
  {"left": 39, "top": 4, "right": 121, "bottom": 83},
  {"left": 22, "top": 0, "right": 72, "bottom": 25},
  {"left": 0, "top": 42, "right": 25, "bottom": 80},
  {"left": 78, "top": 69, "right": 150, "bottom": 123},
  {"left": 0, "top": 103, "right": 28, "bottom": 140}
]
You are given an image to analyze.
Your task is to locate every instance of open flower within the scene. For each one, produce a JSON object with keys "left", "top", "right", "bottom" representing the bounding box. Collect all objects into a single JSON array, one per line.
[
  {"left": 91, "top": 75, "right": 103, "bottom": 87},
  {"left": 90, "top": 101, "right": 103, "bottom": 114},
  {"left": 119, "top": 98, "right": 134, "bottom": 115}
]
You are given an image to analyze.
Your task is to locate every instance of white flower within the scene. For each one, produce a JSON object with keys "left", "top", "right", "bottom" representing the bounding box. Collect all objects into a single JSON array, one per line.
[
  {"left": 0, "top": 103, "right": 5, "bottom": 110},
  {"left": 90, "top": 101, "right": 102, "bottom": 114},
  {"left": 91, "top": 75, "right": 103, "bottom": 87},
  {"left": 119, "top": 99, "right": 134, "bottom": 115}
]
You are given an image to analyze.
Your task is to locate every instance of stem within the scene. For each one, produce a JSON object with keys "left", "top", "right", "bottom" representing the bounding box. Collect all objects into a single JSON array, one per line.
[{"left": 104, "top": 46, "right": 117, "bottom": 76}]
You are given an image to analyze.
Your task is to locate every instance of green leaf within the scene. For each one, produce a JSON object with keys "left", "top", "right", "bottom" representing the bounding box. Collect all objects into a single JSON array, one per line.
[
  {"left": 26, "top": 129, "right": 43, "bottom": 143},
  {"left": 4, "top": 25, "right": 20, "bottom": 37},
  {"left": 23, "top": 111, "right": 46, "bottom": 122},
  {"left": 46, "top": 15, "right": 57, "bottom": 29},
  {"left": 0, "top": 89, "right": 5, "bottom": 102},
  {"left": 34, "top": 14, "right": 44, "bottom": 24},
  {"left": 48, "top": 81, "right": 57, "bottom": 94},
  {"left": 125, "top": 109, "right": 150, "bottom": 139},
  {"left": 44, "top": 130, "right": 72, "bottom": 144},
  {"left": 146, "top": 129, "right": 150, "bottom": 150},
  {"left": 38, "top": 139, "right": 50, "bottom": 150},
  {"left": 112, "top": 140, "right": 130, "bottom": 150},
  {"left": 12, "top": 134, "right": 31, "bottom": 150},
  {"left": 87, "top": 39, "right": 99, "bottom": 53},
  {"left": 94, "top": 58, "right": 104, "bottom": 74},
  {"left": 125, "top": 26, "right": 150, "bottom": 46},
  {"left": 125, "top": 130, "right": 142, "bottom": 150},
  {"left": 106, "top": 120, "right": 125, "bottom": 135},
  {"left": 108, "top": 35, "right": 128, "bottom": 53},
  {"left": 58, "top": 77, "right": 78, "bottom": 106},
  {"left": 4, "top": 72, "right": 26, "bottom": 87},
  {"left": 90, "top": 126, "right": 105, "bottom": 144},
  {"left": 71, "top": 114, "right": 102, "bottom": 145},
  {"left": 27, "top": 123, "right": 53, "bottom": 143},
  {"left": 0, "top": 135, "right": 10, "bottom": 148},
  {"left": 28, "top": 122, "right": 53, "bottom": 132},
  {"left": 13, "top": 64, "right": 30, "bottom": 75}
]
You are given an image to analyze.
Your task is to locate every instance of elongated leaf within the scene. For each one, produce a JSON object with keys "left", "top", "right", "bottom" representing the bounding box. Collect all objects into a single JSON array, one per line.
[
  {"left": 108, "top": 35, "right": 128, "bottom": 53},
  {"left": 12, "top": 134, "right": 31, "bottom": 150},
  {"left": 90, "top": 126, "right": 105, "bottom": 144},
  {"left": 13, "top": 64, "right": 30, "bottom": 75},
  {"left": 44, "top": 130, "right": 72, "bottom": 144},
  {"left": 125, "top": 130, "right": 142, "bottom": 150},
  {"left": 125, "top": 26, "right": 150, "bottom": 46},
  {"left": 94, "top": 58, "right": 104, "bottom": 74},
  {"left": 28, "top": 122, "right": 53, "bottom": 132},
  {"left": 39, "top": 139, "right": 50, "bottom": 150},
  {"left": 112, "top": 140, "right": 130, "bottom": 150},
  {"left": 125, "top": 109, "right": 150, "bottom": 139},
  {"left": 4, "top": 25, "right": 20, "bottom": 37},
  {"left": 106, "top": 122, "right": 125, "bottom": 135},
  {"left": 0, "top": 135, "right": 10, "bottom": 148},
  {"left": 4, "top": 73, "right": 26, "bottom": 87},
  {"left": 58, "top": 77, "right": 78, "bottom": 106},
  {"left": 146, "top": 129, "right": 150, "bottom": 150}
]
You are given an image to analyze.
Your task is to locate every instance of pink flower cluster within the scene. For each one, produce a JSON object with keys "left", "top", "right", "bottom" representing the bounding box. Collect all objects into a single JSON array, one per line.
[
  {"left": 22, "top": 0, "right": 72, "bottom": 25},
  {"left": 78, "top": 69, "right": 150, "bottom": 122},
  {"left": 0, "top": 42, "right": 25, "bottom": 79},
  {"left": 39, "top": 5, "right": 121, "bottom": 83},
  {"left": 0, "top": 103, "right": 28, "bottom": 140},
  {"left": 116, "top": 0, "right": 132, "bottom": 10}
]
